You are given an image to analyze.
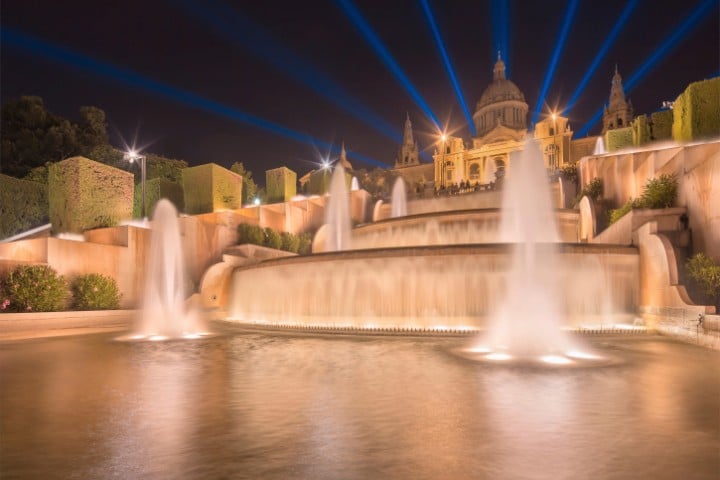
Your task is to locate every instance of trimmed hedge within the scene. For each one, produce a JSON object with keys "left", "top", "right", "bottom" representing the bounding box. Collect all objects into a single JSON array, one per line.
[
  {"left": 0, "top": 174, "right": 48, "bottom": 239},
  {"left": 650, "top": 109, "right": 673, "bottom": 141},
  {"left": 237, "top": 223, "right": 312, "bottom": 254},
  {"left": 266, "top": 166, "right": 297, "bottom": 203},
  {"left": 133, "top": 178, "right": 184, "bottom": 217},
  {"left": 605, "top": 127, "right": 633, "bottom": 152},
  {"left": 182, "top": 163, "right": 243, "bottom": 214},
  {"left": 48, "top": 156, "right": 134, "bottom": 233},
  {"left": 631, "top": 114, "right": 650, "bottom": 146},
  {"left": 71, "top": 273, "right": 121, "bottom": 310},
  {"left": 672, "top": 77, "right": 720, "bottom": 142},
  {"left": 0, "top": 265, "right": 67, "bottom": 312}
]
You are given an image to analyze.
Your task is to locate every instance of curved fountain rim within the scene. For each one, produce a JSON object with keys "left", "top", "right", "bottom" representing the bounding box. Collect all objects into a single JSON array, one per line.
[
  {"left": 356, "top": 206, "right": 580, "bottom": 230},
  {"left": 232, "top": 242, "right": 638, "bottom": 273}
]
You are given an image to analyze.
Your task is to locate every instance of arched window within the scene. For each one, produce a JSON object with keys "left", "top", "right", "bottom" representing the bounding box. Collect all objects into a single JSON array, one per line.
[
  {"left": 545, "top": 144, "right": 559, "bottom": 170},
  {"left": 469, "top": 163, "right": 480, "bottom": 180},
  {"left": 549, "top": 127, "right": 555, "bottom": 136},
  {"left": 617, "top": 117, "right": 623, "bottom": 126},
  {"left": 404, "top": 155, "right": 408, "bottom": 164}
]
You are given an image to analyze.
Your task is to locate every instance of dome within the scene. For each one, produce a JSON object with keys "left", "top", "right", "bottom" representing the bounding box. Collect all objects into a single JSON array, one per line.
[
  {"left": 477, "top": 79, "right": 525, "bottom": 109},
  {"left": 476, "top": 53, "right": 525, "bottom": 109},
  {"left": 473, "top": 52, "right": 529, "bottom": 140}
]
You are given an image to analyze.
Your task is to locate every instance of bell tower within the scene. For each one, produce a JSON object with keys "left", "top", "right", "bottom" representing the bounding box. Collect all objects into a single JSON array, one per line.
[
  {"left": 395, "top": 113, "right": 419, "bottom": 167},
  {"left": 602, "top": 66, "right": 633, "bottom": 134}
]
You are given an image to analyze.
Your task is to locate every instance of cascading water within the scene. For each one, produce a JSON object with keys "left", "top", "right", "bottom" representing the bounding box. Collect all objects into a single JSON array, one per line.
[
  {"left": 351, "top": 176, "right": 360, "bottom": 191},
  {"left": 391, "top": 177, "right": 407, "bottom": 218},
  {"left": 471, "top": 139, "right": 599, "bottom": 364},
  {"left": 324, "top": 165, "right": 352, "bottom": 252},
  {"left": 128, "top": 199, "right": 206, "bottom": 340}
]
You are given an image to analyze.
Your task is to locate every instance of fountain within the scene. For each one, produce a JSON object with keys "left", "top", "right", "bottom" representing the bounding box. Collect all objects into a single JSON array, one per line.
[
  {"left": 351, "top": 176, "right": 360, "bottom": 191},
  {"left": 127, "top": 199, "right": 206, "bottom": 340},
  {"left": 470, "top": 139, "right": 600, "bottom": 364},
  {"left": 323, "top": 165, "right": 352, "bottom": 252},
  {"left": 390, "top": 177, "right": 407, "bottom": 218},
  {"left": 593, "top": 136, "right": 606, "bottom": 155}
]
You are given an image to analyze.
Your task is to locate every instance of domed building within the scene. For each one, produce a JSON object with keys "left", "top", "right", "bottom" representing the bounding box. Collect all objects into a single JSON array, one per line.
[{"left": 430, "top": 53, "right": 606, "bottom": 189}]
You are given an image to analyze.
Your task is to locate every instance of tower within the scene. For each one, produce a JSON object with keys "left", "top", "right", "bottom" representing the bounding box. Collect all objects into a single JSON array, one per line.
[
  {"left": 602, "top": 66, "right": 633, "bottom": 134},
  {"left": 395, "top": 113, "right": 419, "bottom": 167}
]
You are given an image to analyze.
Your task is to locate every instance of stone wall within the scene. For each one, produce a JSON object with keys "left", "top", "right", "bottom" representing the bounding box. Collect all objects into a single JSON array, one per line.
[{"left": 578, "top": 140, "right": 720, "bottom": 258}]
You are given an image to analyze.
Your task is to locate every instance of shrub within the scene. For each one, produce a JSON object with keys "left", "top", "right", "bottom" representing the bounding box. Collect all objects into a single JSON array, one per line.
[
  {"left": 1, "top": 265, "right": 67, "bottom": 312},
  {"left": 0, "top": 174, "right": 48, "bottom": 239},
  {"left": 686, "top": 253, "right": 720, "bottom": 305},
  {"left": 264, "top": 227, "right": 282, "bottom": 250},
  {"left": 237, "top": 223, "right": 264, "bottom": 245},
  {"left": 281, "top": 231, "right": 300, "bottom": 253},
  {"left": 298, "top": 233, "right": 313, "bottom": 255},
  {"left": 608, "top": 198, "right": 639, "bottom": 224},
  {"left": 559, "top": 164, "right": 578, "bottom": 186},
  {"left": 640, "top": 174, "right": 677, "bottom": 209},
  {"left": 71, "top": 273, "right": 121, "bottom": 310},
  {"left": 607, "top": 174, "right": 678, "bottom": 224},
  {"left": 574, "top": 177, "right": 603, "bottom": 206}
]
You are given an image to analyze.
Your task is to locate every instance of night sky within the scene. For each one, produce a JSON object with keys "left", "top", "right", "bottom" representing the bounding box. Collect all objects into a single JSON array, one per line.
[{"left": 1, "top": 0, "right": 718, "bottom": 180}]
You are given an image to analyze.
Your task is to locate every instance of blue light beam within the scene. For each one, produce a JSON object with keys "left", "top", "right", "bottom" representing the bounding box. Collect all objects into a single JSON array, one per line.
[
  {"left": 0, "top": 27, "right": 387, "bottom": 168},
  {"left": 174, "top": 0, "right": 402, "bottom": 144},
  {"left": 490, "top": 0, "right": 510, "bottom": 75},
  {"left": 336, "top": 0, "right": 442, "bottom": 131},
  {"left": 531, "top": 0, "right": 579, "bottom": 124},
  {"left": 420, "top": 0, "right": 476, "bottom": 135},
  {"left": 576, "top": 0, "right": 717, "bottom": 136},
  {"left": 563, "top": 0, "right": 638, "bottom": 114}
]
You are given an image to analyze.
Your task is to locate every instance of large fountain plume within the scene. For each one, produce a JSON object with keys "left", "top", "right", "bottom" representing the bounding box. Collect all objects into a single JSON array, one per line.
[
  {"left": 472, "top": 139, "right": 591, "bottom": 363},
  {"left": 130, "top": 199, "right": 205, "bottom": 340}
]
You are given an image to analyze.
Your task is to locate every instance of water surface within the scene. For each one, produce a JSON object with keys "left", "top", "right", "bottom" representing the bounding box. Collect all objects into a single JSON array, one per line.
[{"left": 1, "top": 324, "right": 718, "bottom": 479}]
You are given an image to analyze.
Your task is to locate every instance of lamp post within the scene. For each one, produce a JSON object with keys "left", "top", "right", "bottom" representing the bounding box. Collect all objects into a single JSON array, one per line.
[
  {"left": 125, "top": 150, "right": 147, "bottom": 218},
  {"left": 551, "top": 112, "right": 558, "bottom": 172},
  {"left": 440, "top": 133, "right": 447, "bottom": 189}
]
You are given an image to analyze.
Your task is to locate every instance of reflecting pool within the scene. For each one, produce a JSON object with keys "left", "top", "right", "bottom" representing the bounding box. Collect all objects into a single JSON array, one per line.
[{"left": 1, "top": 324, "right": 718, "bottom": 479}]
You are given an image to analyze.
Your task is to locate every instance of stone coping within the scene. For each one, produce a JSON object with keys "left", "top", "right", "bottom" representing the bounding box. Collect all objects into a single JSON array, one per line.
[
  {"left": 235, "top": 242, "right": 639, "bottom": 272},
  {"left": 0, "top": 310, "right": 135, "bottom": 341}
]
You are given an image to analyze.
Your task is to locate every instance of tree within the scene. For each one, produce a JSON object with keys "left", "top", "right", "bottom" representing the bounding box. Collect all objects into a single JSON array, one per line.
[
  {"left": 1, "top": 96, "right": 109, "bottom": 177},
  {"left": 355, "top": 167, "right": 398, "bottom": 199},
  {"left": 230, "top": 162, "right": 258, "bottom": 204}
]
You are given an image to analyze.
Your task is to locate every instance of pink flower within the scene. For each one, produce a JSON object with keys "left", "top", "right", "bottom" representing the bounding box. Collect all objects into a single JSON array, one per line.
[{"left": 26, "top": 305, "right": 32, "bottom": 311}]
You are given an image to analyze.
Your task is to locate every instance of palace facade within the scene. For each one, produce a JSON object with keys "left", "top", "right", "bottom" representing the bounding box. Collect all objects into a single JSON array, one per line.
[{"left": 393, "top": 54, "right": 631, "bottom": 190}]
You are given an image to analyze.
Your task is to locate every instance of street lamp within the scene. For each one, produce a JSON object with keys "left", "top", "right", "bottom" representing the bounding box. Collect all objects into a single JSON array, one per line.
[
  {"left": 124, "top": 150, "right": 147, "bottom": 218},
  {"left": 551, "top": 112, "right": 558, "bottom": 172},
  {"left": 440, "top": 133, "right": 447, "bottom": 189}
]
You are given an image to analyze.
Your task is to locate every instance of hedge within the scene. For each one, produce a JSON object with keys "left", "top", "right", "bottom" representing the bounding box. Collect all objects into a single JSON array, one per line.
[
  {"left": 182, "top": 163, "right": 243, "bottom": 214},
  {"left": 605, "top": 127, "right": 633, "bottom": 152},
  {"left": 0, "top": 174, "right": 48, "bottom": 239},
  {"left": 266, "top": 167, "right": 297, "bottom": 203},
  {"left": 650, "top": 109, "right": 673, "bottom": 141},
  {"left": 237, "top": 223, "right": 312, "bottom": 254},
  {"left": 631, "top": 114, "right": 650, "bottom": 146},
  {"left": 672, "top": 77, "right": 720, "bottom": 142},
  {"left": 133, "top": 178, "right": 184, "bottom": 217},
  {"left": 48, "top": 156, "right": 134, "bottom": 233}
]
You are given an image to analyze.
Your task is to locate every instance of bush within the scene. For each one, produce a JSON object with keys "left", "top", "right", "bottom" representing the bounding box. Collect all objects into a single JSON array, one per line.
[
  {"left": 264, "top": 227, "right": 282, "bottom": 250},
  {"left": 1, "top": 265, "right": 67, "bottom": 312},
  {"left": 237, "top": 223, "right": 264, "bottom": 245},
  {"left": 71, "top": 273, "right": 121, "bottom": 310},
  {"left": 574, "top": 177, "right": 603, "bottom": 206},
  {"left": 640, "top": 174, "right": 677, "bottom": 209},
  {"left": 0, "top": 174, "right": 48, "bottom": 239},
  {"left": 298, "top": 233, "right": 313, "bottom": 255},
  {"left": 686, "top": 253, "right": 720, "bottom": 305},
  {"left": 608, "top": 198, "right": 640, "bottom": 224},
  {"left": 281, "top": 231, "right": 300, "bottom": 253},
  {"left": 559, "top": 164, "right": 578, "bottom": 186},
  {"left": 607, "top": 174, "right": 678, "bottom": 224}
]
